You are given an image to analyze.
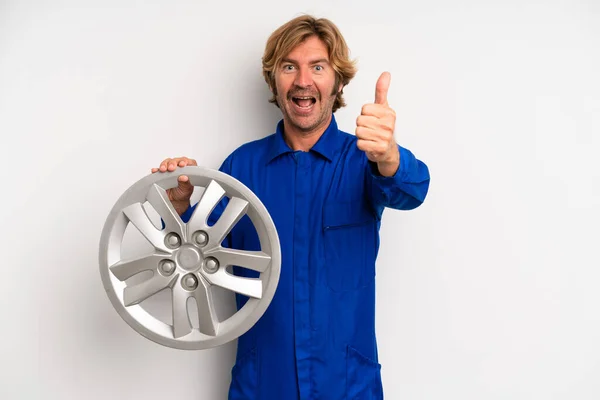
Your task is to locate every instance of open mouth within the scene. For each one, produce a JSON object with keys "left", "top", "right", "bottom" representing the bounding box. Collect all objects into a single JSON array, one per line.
[{"left": 292, "top": 96, "right": 317, "bottom": 108}]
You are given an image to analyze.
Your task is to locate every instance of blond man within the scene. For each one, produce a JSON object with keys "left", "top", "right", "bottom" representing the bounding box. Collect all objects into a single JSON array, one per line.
[{"left": 153, "top": 15, "right": 430, "bottom": 400}]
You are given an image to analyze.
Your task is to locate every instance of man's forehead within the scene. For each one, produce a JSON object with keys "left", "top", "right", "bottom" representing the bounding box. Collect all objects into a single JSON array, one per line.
[{"left": 284, "top": 37, "right": 330, "bottom": 62}]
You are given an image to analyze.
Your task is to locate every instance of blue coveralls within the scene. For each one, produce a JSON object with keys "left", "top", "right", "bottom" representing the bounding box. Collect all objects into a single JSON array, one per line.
[{"left": 182, "top": 115, "right": 430, "bottom": 399}]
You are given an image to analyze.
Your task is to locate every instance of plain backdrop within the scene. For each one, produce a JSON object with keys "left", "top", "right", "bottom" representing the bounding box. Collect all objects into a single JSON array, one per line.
[{"left": 1, "top": 0, "right": 599, "bottom": 399}]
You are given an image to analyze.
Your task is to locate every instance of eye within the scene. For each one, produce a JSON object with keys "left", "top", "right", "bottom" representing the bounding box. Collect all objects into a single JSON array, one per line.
[
  {"left": 282, "top": 64, "right": 295, "bottom": 72},
  {"left": 314, "top": 65, "right": 324, "bottom": 71}
]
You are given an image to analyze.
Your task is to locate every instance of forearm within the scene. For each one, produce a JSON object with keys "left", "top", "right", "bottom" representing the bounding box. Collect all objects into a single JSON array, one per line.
[{"left": 367, "top": 145, "right": 430, "bottom": 211}]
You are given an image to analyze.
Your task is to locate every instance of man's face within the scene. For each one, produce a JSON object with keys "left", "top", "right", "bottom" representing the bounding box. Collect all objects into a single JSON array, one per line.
[{"left": 273, "top": 36, "right": 340, "bottom": 135}]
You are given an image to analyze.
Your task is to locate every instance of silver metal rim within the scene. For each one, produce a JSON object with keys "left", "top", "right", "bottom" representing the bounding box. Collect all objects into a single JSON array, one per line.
[{"left": 99, "top": 166, "right": 281, "bottom": 350}]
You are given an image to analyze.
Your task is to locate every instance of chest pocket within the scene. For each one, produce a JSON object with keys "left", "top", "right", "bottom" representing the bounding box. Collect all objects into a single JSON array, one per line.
[{"left": 322, "top": 200, "right": 378, "bottom": 292}]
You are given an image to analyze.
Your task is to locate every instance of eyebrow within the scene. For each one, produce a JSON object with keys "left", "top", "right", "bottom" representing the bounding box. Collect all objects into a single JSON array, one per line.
[{"left": 281, "top": 58, "right": 330, "bottom": 65}]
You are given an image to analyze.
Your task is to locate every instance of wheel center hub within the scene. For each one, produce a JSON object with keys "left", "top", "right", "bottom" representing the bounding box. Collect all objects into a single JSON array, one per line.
[{"left": 177, "top": 246, "right": 202, "bottom": 270}]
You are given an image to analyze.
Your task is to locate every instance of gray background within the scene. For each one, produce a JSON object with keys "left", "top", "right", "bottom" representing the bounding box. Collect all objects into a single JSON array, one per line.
[{"left": 1, "top": 0, "right": 599, "bottom": 399}]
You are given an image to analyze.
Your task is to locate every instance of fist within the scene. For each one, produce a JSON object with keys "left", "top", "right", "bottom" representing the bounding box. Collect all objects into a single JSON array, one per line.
[
  {"left": 356, "top": 72, "right": 400, "bottom": 175},
  {"left": 151, "top": 156, "right": 197, "bottom": 215}
]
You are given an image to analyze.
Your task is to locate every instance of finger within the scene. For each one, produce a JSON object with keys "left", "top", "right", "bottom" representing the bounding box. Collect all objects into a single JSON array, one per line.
[
  {"left": 356, "top": 125, "right": 392, "bottom": 143},
  {"left": 168, "top": 158, "right": 184, "bottom": 171},
  {"left": 179, "top": 156, "right": 193, "bottom": 166},
  {"left": 179, "top": 157, "right": 198, "bottom": 167},
  {"left": 356, "top": 114, "right": 379, "bottom": 130},
  {"left": 158, "top": 157, "right": 198, "bottom": 173},
  {"left": 356, "top": 139, "right": 378, "bottom": 153},
  {"left": 168, "top": 161, "right": 178, "bottom": 171},
  {"left": 374, "top": 71, "right": 391, "bottom": 106},
  {"left": 357, "top": 139, "right": 386, "bottom": 156},
  {"left": 159, "top": 158, "right": 171, "bottom": 172},
  {"left": 355, "top": 125, "right": 379, "bottom": 141},
  {"left": 178, "top": 175, "right": 190, "bottom": 183},
  {"left": 361, "top": 103, "right": 391, "bottom": 118}
]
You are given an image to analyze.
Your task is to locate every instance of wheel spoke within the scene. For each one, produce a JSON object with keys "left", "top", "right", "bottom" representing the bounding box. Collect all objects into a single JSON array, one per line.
[
  {"left": 192, "top": 276, "right": 219, "bottom": 336},
  {"left": 207, "top": 269, "right": 262, "bottom": 299},
  {"left": 109, "top": 253, "right": 164, "bottom": 281},
  {"left": 124, "top": 273, "right": 178, "bottom": 306},
  {"left": 205, "top": 248, "right": 271, "bottom": 273},
  {"left": 187, "top": 180, "right": 226, "bottom": 234},
  {"left": 146, "top": 184, "right": 186, "bottom": 240},
  {"left": 123, "top": 203, "right": 170, "bottom": 253},
  {"left": 208, "top": 197, "right": 249, "bottom": 246},
  {"left": 172, "top": 285, "right": 192, "bottom": 338}
]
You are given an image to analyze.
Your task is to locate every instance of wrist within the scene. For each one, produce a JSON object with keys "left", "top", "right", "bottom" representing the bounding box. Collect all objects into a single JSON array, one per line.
[{"left": 377, "top": 150, "right": 400, "bottom": 177}]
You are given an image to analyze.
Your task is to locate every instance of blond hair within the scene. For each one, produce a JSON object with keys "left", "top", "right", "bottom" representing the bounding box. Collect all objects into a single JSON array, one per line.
[{"left": 262, "top": 15, "right": 357, "bottom": 112}]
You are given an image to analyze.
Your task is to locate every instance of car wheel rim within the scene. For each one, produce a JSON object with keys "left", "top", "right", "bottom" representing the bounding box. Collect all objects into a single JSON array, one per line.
[{"left": 99, "top": 166, "right": 281, "bottom": 350}]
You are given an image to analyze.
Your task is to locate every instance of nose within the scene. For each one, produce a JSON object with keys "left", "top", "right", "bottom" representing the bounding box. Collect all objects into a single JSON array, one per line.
[{"left": 294, "top": 66, "right": 313, "bottom": 88}]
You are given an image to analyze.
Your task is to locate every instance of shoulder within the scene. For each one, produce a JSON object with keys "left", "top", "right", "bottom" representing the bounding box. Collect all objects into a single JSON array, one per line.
[
  {"left": 219, "top": 134, "right": 275, "bottom": 173},
  {"left": 232, "top": 134, "right": 274, "bottom": 156},
  {"left": 338, "top": 128, "right": 358, "bottom": 145}
]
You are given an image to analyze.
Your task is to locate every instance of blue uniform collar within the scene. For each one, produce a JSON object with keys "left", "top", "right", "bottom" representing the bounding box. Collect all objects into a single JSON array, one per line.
[{"left": 266, "top": 114, "right": 341, "bottom": 164}]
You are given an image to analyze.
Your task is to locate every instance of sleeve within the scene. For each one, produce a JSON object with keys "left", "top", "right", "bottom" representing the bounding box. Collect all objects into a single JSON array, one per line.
[{"left": 366, "top": 145, "right": 430, "bottom": 215}]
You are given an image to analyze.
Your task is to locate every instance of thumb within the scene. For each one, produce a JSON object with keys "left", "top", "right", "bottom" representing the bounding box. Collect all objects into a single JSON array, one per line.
[
  {"left": 374, "top": 71, "right": 391, "bottom": 105},
  {"left": 169, "top": 176, "right": 194, "bottom": 201}
]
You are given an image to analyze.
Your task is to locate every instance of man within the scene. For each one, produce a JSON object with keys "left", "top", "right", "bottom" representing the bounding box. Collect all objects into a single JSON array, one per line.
[{"left": 152, "top": 15, "right": 429, "bottom": 400}]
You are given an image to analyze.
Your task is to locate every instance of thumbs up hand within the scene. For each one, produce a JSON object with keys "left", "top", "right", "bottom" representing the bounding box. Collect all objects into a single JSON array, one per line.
[{"left": 356, "top": 72, "right": 400, "bottom": 177}]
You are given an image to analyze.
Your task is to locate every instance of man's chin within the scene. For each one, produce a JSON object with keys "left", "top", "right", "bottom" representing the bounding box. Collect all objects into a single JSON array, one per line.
[
  {"left": 289, "top": 118, "right": 319, "bottom": 133},
  {"left": 283, "top": 106, "right": 331, "bottom": 134}
]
